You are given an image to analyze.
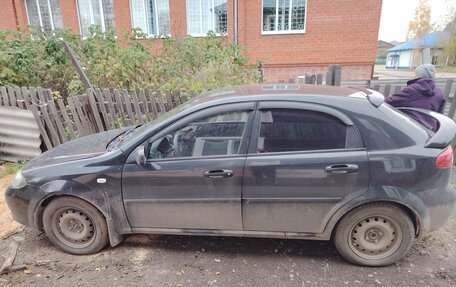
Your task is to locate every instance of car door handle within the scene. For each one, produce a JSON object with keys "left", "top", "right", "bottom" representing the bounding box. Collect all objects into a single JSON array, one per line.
[
  {"left": 204, "top": 169, "right": 234, "bottom": 178},
  {"left": 325, "top": 164, "right": 359, "bottom": 174}
]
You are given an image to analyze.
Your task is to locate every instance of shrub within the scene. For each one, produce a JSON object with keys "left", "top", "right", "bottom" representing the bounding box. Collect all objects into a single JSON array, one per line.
[{"left": 0, "top": 27, "right": 262, "bottom": 99}]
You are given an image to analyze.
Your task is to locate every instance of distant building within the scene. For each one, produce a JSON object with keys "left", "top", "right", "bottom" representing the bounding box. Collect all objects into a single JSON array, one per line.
[
  {"left": 376, "top": 40, "right": 395, "bottom": 64},
  {"left": 385, "top": 31, "right": 450, "bottom": 69}
]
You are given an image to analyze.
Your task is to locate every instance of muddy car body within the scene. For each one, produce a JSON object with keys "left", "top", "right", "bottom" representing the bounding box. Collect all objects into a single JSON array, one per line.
[{"left": 5, "top": 84, "right": 456, "bottom": 266}]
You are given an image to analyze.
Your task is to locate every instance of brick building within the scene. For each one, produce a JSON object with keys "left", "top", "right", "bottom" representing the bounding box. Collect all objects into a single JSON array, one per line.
[{"left": 0, "top": 0, "right": 382, "bottom": 82}]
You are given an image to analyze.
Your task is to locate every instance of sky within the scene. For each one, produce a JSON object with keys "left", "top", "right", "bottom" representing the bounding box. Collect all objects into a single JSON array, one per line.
[{"left": 378, "top": 0, "right": 451, "bottom": 42}]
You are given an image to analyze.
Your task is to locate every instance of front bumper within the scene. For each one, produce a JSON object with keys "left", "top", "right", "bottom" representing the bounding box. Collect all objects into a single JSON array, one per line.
[{"left": 5, "top": 185, "right": 43, "bottom": 227}]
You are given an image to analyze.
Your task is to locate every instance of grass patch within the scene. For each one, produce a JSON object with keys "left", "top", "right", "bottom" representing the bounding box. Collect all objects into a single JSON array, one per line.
[{"left": 0, "top": 161, "right": 26, "bottom": 178}]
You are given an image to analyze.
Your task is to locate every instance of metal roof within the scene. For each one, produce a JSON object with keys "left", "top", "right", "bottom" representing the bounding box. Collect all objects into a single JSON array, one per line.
[
  {"left": 386, "top": 31, "right": 450, "bottom": 52},
  {"left": 0, "top": 106, "right": 42, "bottom": 162}
]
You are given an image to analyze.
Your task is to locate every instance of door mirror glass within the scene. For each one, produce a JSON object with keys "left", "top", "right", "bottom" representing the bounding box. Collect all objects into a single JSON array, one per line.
[{"left": 136, "top": 146, "right": 147, "bottom": 165}]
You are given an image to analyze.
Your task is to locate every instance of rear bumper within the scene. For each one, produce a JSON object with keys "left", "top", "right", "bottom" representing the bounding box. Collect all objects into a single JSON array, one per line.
[{"left": 425, "top": 184, "right": 456, "bottom": 233}]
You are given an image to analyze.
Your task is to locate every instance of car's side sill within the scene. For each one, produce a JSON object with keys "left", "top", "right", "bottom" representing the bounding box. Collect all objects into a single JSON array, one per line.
[{"left": 130, "top": 228, "right": 329, "bottom": 241}]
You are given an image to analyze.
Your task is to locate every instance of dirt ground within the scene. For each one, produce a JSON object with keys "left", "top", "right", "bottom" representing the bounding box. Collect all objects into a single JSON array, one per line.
[
  {"left": 0, "top": 172, "right": 21, "bottom": 239},
  {"left": 1, "top": 172, "right": 456, "bottom": 287}
]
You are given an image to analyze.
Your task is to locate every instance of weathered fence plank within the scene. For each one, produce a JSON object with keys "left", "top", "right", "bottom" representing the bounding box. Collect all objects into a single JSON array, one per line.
[
  {"left": 122, "top": 89, "right": 135, "bottom": 125},
  {"left": 67, "top": 97, "right": 85, "bottom": 137},
  {"left": 448, "top": 89, "right": 456, "bottom": 120},
  {"left": 139, "top": 89, "right": 151, "bottom": 121},
  {"left": 103, "top": 89, "right": 119, "bottom": 127},
  {"left": 95, "top": 89, "right": 111, "bottom": 130},
  {"left": 113, "top": 89, "right": 126, "bottom": 124},
  {"left": 57, "top": 99, "right": 77, "bottom": 139},
  {"left": 147, "top": 90, "right": 159, "bottom": 118},
  {"left": 444, "top": 79, "right": 454, "bottom": 99},
  {"left": 7, "top": 87, "right": 16, "bottom": 107},
  {"left": 36, "top": 89, "right": 61, "bottom": 146},
  {"left": 29, "top": 107, "right": 53, "bottom": 151},
  {"left": 155, "top": 91, "right": 166, "bottom": 115},
  {"left": 87, "top": 89, "right": 104, "bottom": 132},
  {"left": 1, "top": 87, "right": 8, "bottom": 106},
  {"left": 130, "top": 89, "right": 144, "bottom": 124},
  {"left": 45, "top": 91, "right": 68, "bottom": 143}
]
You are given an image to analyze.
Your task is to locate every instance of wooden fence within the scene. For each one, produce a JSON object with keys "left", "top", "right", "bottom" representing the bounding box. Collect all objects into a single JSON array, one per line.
[
  {"left": 0, "top": 86, "right": 189, "bottom": 150},
  {"left": 300, "top": 76, "right": 456, "bottom": 119},
  {"left": 1, "top": 79, "right": 456, "bottom": 154}
]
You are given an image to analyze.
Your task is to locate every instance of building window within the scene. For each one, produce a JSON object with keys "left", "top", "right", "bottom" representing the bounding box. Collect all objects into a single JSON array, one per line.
[
  {"left": 262, "top": 0, "right": 306, "bottom": 34},
  {"left": 186, "top": 0, "right": 228, "bottom": 36},
  {"left": 130, "top": 0, "right": 170, "bottom": 36},
  {"left": 25, "top": 0, "right": 63, "bottom": 33},
  {"left": 77, "top": 0, "right": 116, "bottom": 37}
]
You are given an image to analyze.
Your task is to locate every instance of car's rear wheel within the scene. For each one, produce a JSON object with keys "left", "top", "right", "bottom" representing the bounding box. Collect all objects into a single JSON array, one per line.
[
  {"left": 333, "top": 203, "right": 415, "bottom": 266},
  {"left": 43, "top": 197, "right": 109, "bottom": 255}
]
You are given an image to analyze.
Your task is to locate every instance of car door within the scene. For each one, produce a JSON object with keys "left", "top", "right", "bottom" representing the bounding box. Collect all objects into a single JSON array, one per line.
[
  {"left": 122, "top": 102, "right": 255, "bottom": 231},
  {"left": 242, "top": 101, "right": 369, "bottom": 234}
]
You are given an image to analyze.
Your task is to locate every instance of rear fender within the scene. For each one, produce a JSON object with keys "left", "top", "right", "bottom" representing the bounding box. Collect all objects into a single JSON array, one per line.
[{"left": 322, "top": 186, "right": 429, "bottom": 239}]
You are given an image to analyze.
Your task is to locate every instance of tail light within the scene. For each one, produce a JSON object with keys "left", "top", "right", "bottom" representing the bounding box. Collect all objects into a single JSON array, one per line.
[{"left": 435, "top": 146, "right": 453, "bottom": 168}]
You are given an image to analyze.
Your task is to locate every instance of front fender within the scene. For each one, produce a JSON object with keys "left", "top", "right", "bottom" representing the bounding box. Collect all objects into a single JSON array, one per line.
[{"left": 321, "top": 186, "right": 430, "bottom": 239}]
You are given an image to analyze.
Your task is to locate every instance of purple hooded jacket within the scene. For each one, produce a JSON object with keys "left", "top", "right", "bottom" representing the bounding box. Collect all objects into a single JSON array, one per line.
[{"left": 385, "top": 77, "right": 445, "bottom": 131}]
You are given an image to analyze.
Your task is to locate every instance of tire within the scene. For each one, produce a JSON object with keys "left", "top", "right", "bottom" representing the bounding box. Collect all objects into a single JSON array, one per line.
[
  {"left": 333, "top": 203, "right": 415, "bottom": 267},
  {"left": 43, "top": 197, "right": 109, "bottom": 255}
]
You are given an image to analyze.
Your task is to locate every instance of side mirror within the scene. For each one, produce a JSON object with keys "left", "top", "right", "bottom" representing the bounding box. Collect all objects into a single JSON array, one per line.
[{"left": 135, "top": 146, "right": 147, "bottom": 166}]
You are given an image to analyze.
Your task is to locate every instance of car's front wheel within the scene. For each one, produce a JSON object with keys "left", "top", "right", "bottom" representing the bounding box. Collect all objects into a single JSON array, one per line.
[
  {"left": 333, "top": 203, "right": 415, "bottom": 266},
  {"left": 43, "top": 197, "right": 109, "bottom": 255}
]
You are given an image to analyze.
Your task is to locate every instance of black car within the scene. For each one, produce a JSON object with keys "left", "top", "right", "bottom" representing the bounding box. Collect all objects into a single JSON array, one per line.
[{"left": 5, "top": 84, "right": 456, "bottom": 266}]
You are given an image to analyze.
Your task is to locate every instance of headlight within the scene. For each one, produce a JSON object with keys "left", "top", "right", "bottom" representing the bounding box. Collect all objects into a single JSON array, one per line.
[{"left": 11, "top": 169, "right": 27, "bottom": 189}]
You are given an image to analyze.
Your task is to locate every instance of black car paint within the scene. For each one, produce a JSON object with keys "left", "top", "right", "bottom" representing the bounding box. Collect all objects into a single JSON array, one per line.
[{"left": 5, "top": 85, "right": 456, "bottom": 247}]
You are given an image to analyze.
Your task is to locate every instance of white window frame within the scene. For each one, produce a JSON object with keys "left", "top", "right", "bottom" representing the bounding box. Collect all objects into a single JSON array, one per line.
[
  {"left": 129, "top": 0, "right": 171, "bottom": 37},
  {"left": 76, "top": 0, "right": 109, "bottom": 36},
  {"left": 186, "top": 0, "right": 228, "bottom": 37},
  {"left": 261, "top": 0, "right": 307, "bottom": 35},
  {"left": 24, "top": 0, "right": 60, "bottom": 32}
]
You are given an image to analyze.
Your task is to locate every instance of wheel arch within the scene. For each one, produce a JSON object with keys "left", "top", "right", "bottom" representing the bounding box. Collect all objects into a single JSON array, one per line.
[
  {"left": 34, "top": 194, "right": 124, "bottom": 247},
  {"left": 329, "top": 200, "right": 422, "bottom": 240}
]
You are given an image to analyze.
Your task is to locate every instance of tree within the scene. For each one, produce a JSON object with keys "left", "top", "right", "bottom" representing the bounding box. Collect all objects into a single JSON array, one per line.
[
  {"left": 441, "top": 1, "right": 456, "bottom": 65},
  {"left": 407, "top": 0, "right": 432, "bottom": 40}
]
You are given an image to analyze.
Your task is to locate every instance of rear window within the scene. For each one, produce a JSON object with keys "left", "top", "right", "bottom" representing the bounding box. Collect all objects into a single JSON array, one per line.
[{"left": 381, "top": 104, "right": 432, "bottom": 137}]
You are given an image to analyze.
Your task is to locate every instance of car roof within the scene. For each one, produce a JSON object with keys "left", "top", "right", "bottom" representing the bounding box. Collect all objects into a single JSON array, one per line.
[
  {"left": 202, "top": 83, "right": 358, "bottom": 98},
  {"left": 186, "top": 84, "right": 363, "bottom": 107}
]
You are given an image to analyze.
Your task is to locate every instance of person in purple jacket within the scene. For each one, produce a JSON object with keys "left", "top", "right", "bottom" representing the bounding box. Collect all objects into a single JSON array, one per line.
[{"left": 385, "top": 64, "right": 445, "bottom": 131}]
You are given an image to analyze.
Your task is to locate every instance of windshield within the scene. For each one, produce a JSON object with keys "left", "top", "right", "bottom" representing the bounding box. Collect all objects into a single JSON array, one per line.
[{"left": 111, "top": 104, "right": 186, "bottom": 150}]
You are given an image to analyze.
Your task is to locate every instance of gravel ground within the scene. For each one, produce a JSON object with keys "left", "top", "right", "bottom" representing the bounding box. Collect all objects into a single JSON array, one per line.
[{"left": 1, "top": 171, "right": 456, "bottom": 287}]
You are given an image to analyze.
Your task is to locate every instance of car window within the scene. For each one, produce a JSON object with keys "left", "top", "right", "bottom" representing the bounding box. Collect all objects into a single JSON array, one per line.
[
  {"left": 148, "top": 111, "right": 249, "bottom": 159},
  {"left": 257, "top": 109, "right": 348, "bottom": 153}
]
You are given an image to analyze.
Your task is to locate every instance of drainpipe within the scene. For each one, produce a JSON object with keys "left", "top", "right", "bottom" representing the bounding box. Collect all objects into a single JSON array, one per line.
[{"left": 234, "top": 0, "right": 238, "bottom": 55}]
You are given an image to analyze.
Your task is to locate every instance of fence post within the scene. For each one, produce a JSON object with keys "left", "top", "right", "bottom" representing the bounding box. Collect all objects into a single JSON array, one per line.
[
  {"left": 325, "top": 65, "right": 341, "bottom": 86},
  {"left": 444, "top": 79, "right": 454, "bottom": 99},
  {"left": 448, "top": 89, "right": 456, "bottom": 120}
]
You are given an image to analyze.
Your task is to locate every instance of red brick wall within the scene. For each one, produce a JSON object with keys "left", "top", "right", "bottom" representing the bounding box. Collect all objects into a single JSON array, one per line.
[
  {"left": 0, "top": 0, "right": 382, "bottom": 81},
  {"left": 0, "top": 0, "right": 28, "bottom": 30},
  {"left": 239, "top": 0, "right": 382, "bottom": 81},
  {"left": 60, "top": 0, "right": 80, "bottom": 32}
]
